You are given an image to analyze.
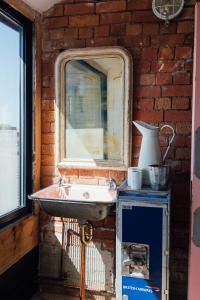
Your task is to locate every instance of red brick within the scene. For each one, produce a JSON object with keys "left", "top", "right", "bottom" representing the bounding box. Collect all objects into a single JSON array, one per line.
[
  {"left": 42, "top": 111, "right": 55, "bottom": 122},
  {"left": 42, "top": 145, "right": 50, "bottom": 155},
  {"left": 96, "top": 1, "right": 126, "bottom": 13},
  {"left": 69, "top": 15, "right": 99, "bottom": 27},
  {"left": 104, "top": 215, "right": 115, "bottom": 228},
  {"left": 49, "top": 100, "right": 55, "bottom": 110},
  {"left": 181, "top": 160, "right": 191, "bottom": 172},
  {"left": 42, "top": 122, "right": 51, "bottom": 133},
  {"left": 132, "top": 10, "right": 157, "bottom": 23},
  {"left": 95, "top": 25, "right": 109, "bottom": 37},
  {"left": 42, "top": 75, "right": 50, "bottom": 87},
  {"left": 43, "top": 17, "right": 69, "bottom": 29},
  {"left": 43, "top": 62, "right": 54, "bottom": 77},
  {"left": 165, "top": 111, "right": 192, "bottom": 122},
  {"left": 177, "top": 21, "right": 194, "bottom": 33},
  {"left": 177, "top": 7, "right": 194, "bottom": 21},
  {"left": 142, "top": 48, "right": 158, "bottom": 60},
  {"left": 159, "top": 47, "right": 174, "bottom": 59},
  {"left": 176, "top": 122, "right": 191, "bottom": 135},
  {"left": 151, "top": 60, "right": 183, "bottom": 73},
  {"left": 184, "top": 61, "right": 193, "bottom": 72},
  {"left": 44, "top": 5, "right": 63, "bottom": 17},
  {"left": 175, "top": 47, "right": 192, "bottom": 59},
  {"left": 42, "top": 100, "right": 50, "bottom": 110},
  {"left": 155, "top": 98, "right": 171, "bottom": 110},
  {"left": 139, "top": 74, "right": 155, "bottom": 85},
  {"left": 111, "top": 24, "right": 126, "bottom": 36},
  {"left": 50, "top": 39, "right": 86, "bottom": 50},
  {"left": 50, "top": 123, "right": 55, "bottom": 133},
  {"left": 48, "top": 144, "right": 54, "bottom": 156},
  {"left": 42, "top": 133, "right": 55, "bottom": 144},
  {"left": 143, "top": 23, "right": 159, "bottom": 35},
  {"left": 93, "top": 169, "right": 109, "bottom": 178},
  {"left": 156, "top": 73, "right": 172, "bottom": 85},
  {"left": 173, "top": 72, "right": 191, "bottom": 85},
  {"left": 79, "top": 27, "right": 93, "bottom": 39},
  {"left": 160, "top": 22, "right": 177, "bottom": 34},
  {"left": 49, "top": 28, "right": 65, "bottom": 40},
  {"left": 41, "top": 155, "right": 55, "bottom": 166},
  {"left": 100, "top": 12, "right": 131, "bottom": 24},
  {"left": 173, "top": 136, "right": 186, "bottom": 147},
  {"left": 41, "top": 176, "right": 54, "bottom": 188},
  {"left": 86, "top": 37, "right": 117, "bottom": 47},
  {"left": 120, "top": 36, "right": 150, "bottom": 47},
  {"left": 41, "top": 166, "right": 55, "bottom": 176},
  {"left": 162, "top": 85, "right": 192, "bottom": 97},
  {"left": 127, "top": 0, "right": 152, "bottom": 10},
  {"left": 109, "top": 170, "right": 126, "bottom": 184},
  {"left": 176, "top": 148, "right": 191, "bottom": 159},
  {"left": 135, "top": 61, "right": 151, "bottom": 73},
  {"left": 135, "top": 111, "right": 163, "bottom": 122},
  {"left": 172, "top": 98, "right": 190, "bottom": 110},
  {"left": 59, "top": 169, "right": 79, "bottom": 177},
  {"left": 65, "top": 28, "right": 78, "bottom": 38},
  {"left": 151, "top": 34, "right": 185, "bottom": 46},
  {"left": 94, "top": 228, "right": 115, "bottom": 240},
  {"left": 137, "top": 99, "right": 154, "bottom": 110},
  {"left": 135, "top": 86, "right": 160, "bottom": 97},
  {"left": 79, "top": 169, "right": 94, "bottom": 177},
  {"left": 64, "top": 3, "right": 94, "bottom": 15},
  {"left": 126, "top": 24, "right": 142, "bottom": 35},
  {"left": 42, "top": 87, "right": 54, "bottom": 99}
]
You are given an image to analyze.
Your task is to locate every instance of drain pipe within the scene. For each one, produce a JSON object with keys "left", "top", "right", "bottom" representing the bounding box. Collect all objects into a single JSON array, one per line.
[
  {"left": 60, "top": 217, "right": 65, "bottom": 280},
  {"left": 67, "top": 221, "right": 93, "bottom": 300}
]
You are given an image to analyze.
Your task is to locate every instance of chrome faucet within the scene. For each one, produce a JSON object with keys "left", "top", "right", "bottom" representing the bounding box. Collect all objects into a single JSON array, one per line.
[
  {"left": 108, "top": 177, "right": 117, "bottom": 191},
  {"left": 58, "top": 176, "right": 64, "bottom": 187}
]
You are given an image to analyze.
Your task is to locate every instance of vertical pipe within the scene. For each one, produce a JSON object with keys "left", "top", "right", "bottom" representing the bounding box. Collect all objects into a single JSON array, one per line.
[
  {"left": 80, "top": 241, "right": 86, "bottom": 300},
  {"left": 60, "top": 218, "right": 65, "bottom": 280}
]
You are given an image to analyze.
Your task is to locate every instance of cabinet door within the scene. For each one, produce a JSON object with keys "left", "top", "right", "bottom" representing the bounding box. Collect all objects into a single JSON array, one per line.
[
  {"left": 188, "top": 3, "right": 200, "bottom": 300},
  {"left": 121, "top": 206, "right": 164, "bottom": 300}
]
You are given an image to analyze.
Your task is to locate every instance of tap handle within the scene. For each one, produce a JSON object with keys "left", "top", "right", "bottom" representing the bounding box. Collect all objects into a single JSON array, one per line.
[{"left": 58, "top": 176, "right": 64, "bottom": 187}]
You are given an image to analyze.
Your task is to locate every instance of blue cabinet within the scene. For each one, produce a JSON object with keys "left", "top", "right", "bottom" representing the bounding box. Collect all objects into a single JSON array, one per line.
[{"left": 116, "top": 189, "right": 170, "bottom": 300}]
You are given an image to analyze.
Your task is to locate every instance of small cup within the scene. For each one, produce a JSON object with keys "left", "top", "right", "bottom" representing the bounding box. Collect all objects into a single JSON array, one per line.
[
  {"left": 149, "top": 164, "right": 170, "bottom": 191},
  {"left": 128, "top": 167, "right": 143, "bottom": 190}
]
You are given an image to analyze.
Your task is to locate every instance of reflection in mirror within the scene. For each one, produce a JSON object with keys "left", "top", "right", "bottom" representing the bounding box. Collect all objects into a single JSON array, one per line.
[
  {"left": 55, "top": 47, "right": 132, "bottom": 169},
  {"left": 65, "top": 57, "right": 123, "bottom": 161}
]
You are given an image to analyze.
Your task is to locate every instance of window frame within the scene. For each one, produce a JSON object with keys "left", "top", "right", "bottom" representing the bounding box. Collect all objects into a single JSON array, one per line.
[
  {"left": 55, "top": 46, "right": 133, "bottom": 170},
  {"left": 0, "top": 2, "right": 33, "bottom": 228}
]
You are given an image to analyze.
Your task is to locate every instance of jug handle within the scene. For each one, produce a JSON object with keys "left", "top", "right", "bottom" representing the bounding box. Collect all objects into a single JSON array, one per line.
[{"left": 160, "top": 125, "right": 176, "bottom": 163}]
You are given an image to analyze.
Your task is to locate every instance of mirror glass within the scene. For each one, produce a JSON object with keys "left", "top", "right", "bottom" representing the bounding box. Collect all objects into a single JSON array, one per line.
[
  {"left": 65, "top": 57, "right": 123, "bottom": 161},
  {"left": 56, "top": 47, "right": 132, "bottom": 169}
]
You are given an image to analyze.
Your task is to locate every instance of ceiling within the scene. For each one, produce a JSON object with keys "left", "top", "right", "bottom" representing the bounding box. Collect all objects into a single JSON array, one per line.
[{"left": 22, "top": 0, "right": 61, "bottom": 12}]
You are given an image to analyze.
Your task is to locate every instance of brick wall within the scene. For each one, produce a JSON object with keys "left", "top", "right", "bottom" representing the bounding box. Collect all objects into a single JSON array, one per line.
[{"left": 40, "top": 1, "right": 195, "bottom": 299}]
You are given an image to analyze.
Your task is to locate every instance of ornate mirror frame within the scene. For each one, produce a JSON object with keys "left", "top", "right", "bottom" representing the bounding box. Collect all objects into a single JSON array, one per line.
[{"left": 55, "top": 46, "right": 133, "bottom": 170}]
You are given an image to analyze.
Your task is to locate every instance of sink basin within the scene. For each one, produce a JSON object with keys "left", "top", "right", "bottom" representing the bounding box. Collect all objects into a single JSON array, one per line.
[{"left": 29, "top": 183, "right": 117, "bottom": 221}]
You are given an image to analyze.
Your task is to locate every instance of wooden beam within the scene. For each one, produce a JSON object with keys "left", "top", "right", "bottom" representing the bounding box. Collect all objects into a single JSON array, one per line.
[
  {"left": 4, "top": 0, "right": 40, "bottom": 21},
  {"left": 0, "top": 215, "right": 39, "bottom": 275}
]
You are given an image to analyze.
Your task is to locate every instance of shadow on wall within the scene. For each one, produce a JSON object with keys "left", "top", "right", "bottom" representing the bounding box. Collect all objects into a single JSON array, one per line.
[{"left": 39, "top": 214, "right": 115, "bottom": 300}]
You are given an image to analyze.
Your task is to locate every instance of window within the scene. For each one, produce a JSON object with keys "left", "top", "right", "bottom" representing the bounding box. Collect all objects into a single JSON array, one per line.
[
  {"left": 0, "top": 2, "right": 32, "bottom": 227},
  {"left": 55, "top": 47, "right": 132, "bottom": 169}
]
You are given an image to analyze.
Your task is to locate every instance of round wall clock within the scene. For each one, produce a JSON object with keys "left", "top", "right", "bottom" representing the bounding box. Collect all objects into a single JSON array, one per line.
[{"left": 152, "top": 0, "right": 184, "bottom": 21}]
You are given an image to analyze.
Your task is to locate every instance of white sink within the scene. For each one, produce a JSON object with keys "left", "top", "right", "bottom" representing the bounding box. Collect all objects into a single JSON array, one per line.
[{"left": 29, "top": 183, "right": 117, "bottom": 221}]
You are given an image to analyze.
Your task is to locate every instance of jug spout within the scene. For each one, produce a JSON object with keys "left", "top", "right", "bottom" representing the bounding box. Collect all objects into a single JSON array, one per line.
[{"left": 132, "top": 120, "right": 159, "bottom": 136}]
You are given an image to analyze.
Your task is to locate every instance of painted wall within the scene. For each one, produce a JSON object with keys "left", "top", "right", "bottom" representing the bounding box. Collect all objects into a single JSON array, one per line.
[{"left": 40, "top": 1, "right": 195, "bottom": 299}]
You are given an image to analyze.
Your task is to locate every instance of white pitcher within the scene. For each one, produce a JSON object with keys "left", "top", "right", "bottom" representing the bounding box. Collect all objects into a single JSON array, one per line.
[{"left": 133, "top": 120, "right": 175, "bottom": 184}]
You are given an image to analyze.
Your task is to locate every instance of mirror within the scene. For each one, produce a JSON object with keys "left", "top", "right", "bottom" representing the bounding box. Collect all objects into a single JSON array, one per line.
[{"left": 55, "top": 47, "right": 132, "bottom": 169}]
